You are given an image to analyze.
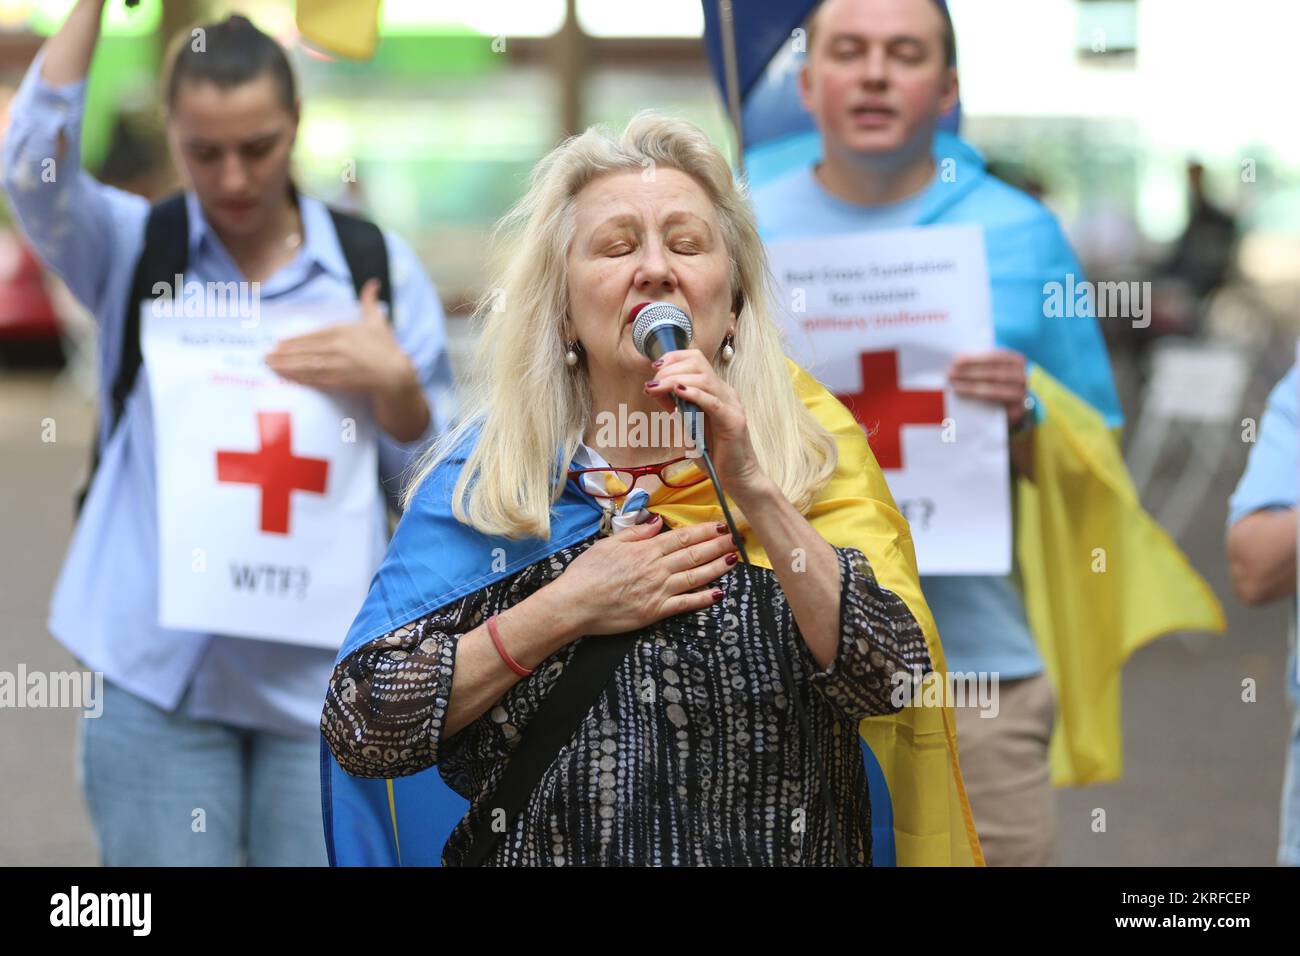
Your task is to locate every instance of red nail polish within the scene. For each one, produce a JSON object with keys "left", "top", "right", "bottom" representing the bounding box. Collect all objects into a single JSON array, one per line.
[
  {"left": 725, "top": 553, "right": 738, "bottom": 566},
  {"left": 715, "top": 522, "right": 727, "bottom": 533},
  {"left": 711, "top": 589, "right": 724, "bottom": 601},
  {"left": 645, "top": 381, "right": 659, "bottom": 388},
  {"left": 652, "top": 358, "right": 664, "bottom": 368},
  {"left": 675, "top": 383, "right": 687, "bottom": 392}
]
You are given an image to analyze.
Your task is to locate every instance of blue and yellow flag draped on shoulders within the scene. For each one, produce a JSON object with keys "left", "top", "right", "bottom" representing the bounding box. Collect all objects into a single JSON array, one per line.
[{"left": 321, "top": 358, "right": 984, "bottom": 866}]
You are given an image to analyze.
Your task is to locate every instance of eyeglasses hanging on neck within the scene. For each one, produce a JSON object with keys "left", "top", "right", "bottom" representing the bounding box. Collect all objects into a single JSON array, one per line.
[{"left": 567, "top": 455, "right": 708, "bottom": 499}]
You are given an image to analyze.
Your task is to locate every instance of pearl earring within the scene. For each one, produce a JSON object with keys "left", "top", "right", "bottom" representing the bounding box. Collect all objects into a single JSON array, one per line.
[
  {"left": 565, "top": 341, "right": 580, "bottom": 366},
  {"left": 721, "top": 334, "right": 735, "bottom": 363}
]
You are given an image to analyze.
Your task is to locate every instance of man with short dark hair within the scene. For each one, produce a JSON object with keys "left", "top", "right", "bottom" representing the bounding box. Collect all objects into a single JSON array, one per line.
[{"left": 805, "top": 0, "right": 957, "bottom": 70}]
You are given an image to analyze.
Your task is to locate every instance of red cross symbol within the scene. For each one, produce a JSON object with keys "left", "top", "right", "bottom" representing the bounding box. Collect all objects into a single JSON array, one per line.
[
  {"left": 834, "top": 350, "right": 945, "bottom": 470},
  {"left": 215, "top": 411, "right": 329, "bottom": 535}
]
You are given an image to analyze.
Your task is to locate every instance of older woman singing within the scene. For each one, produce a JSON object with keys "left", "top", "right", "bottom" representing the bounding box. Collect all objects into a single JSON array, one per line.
[{"left": 320, "top": 114, "right": 981, "bottom": 867}]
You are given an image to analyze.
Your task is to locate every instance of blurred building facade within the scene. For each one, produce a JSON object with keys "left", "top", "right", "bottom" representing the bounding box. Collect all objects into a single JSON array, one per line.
[{"left": 1, "top": 0, "right": 1297, "bottom": 347}]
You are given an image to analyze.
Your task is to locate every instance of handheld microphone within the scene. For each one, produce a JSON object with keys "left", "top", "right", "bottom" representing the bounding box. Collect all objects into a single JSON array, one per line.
[
  {"left": 629, "top": 299, "right": 747, "bottom": 565},
  {"left": 630, "top": 301, "right": 706, "bottom": 454}
]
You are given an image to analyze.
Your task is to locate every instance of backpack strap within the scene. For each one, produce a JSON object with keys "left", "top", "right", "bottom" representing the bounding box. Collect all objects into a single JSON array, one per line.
[
  {"left": 113, "top": 192, "right": 191, "bottom": 442},
  {"left": 326, "top": 205, "right": 393, "bottom": 321},
  {"left": 326, "top": 205, "right": 400, "bottom": 515}
]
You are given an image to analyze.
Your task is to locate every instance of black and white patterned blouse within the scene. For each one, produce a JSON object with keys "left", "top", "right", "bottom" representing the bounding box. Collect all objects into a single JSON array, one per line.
[{"left": 321, "top": 529, "right": 932, "bottom": 866}]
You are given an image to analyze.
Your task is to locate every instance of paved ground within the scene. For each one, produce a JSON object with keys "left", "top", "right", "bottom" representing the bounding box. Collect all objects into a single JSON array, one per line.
[
  {"left": 0, "top": 370, "right": 99, "bottom": 865},
  {"left": 0, "top": 342, "right": 1293, "bottom": 866}
]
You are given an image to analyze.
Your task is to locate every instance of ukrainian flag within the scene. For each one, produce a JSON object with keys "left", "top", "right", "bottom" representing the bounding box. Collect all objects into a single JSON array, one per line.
[
  {"left": 1018, "top": 367, "right": 1226, "bottom": 786},
  {"left": 321, "top": 358, "right": 984, "bottom": 866}
]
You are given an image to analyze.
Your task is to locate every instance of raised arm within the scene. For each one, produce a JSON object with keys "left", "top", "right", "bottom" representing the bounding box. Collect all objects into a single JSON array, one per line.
[
  {"left": 38, "top": 0, "right": 104, "bottom": 84},
  {"left": 1, "top": 0, "right": 148, "bottom": 313}
]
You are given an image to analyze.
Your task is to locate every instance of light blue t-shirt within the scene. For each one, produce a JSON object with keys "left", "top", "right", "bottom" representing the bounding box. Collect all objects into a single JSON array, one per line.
[
  {"left": 1229, "top": 367, "right": 1299, "bottom": 526},
  {"left": 752, "top": 163, "right": 1044, "bottom": 680}
]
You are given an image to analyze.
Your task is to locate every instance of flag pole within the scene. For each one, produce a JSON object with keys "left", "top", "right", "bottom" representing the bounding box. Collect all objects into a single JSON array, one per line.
[{"left": 718, "top": 0, "right": 746, "bottom": 176}]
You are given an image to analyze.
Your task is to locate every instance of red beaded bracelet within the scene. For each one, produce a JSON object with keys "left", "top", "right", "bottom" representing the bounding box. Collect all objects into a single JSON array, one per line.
[{"left": 487, "top": 613, "right": 533, "bottom": 678}]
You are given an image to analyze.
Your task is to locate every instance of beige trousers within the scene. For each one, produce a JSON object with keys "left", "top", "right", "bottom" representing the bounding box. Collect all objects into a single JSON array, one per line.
[{"left": 954, "top": 671, "right": 1057, "bottom": 866}]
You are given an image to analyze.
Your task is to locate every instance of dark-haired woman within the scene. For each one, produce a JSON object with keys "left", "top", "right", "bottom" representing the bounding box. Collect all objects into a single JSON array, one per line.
[{"left": 1, "top": 2, "right": 452, "bottom": 865}]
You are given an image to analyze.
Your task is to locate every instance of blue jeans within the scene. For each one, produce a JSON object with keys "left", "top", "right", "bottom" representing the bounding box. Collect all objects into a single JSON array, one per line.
[
  {"left": 1282, "top": 649, "right": 1300, "bottom": 867},
  {"left": 77, "top": 677, "right": 327, "bottom": 866}
]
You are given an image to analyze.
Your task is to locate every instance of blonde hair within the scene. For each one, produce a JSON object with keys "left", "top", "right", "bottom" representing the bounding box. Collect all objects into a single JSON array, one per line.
[{"left": 401, "top": 112, "right": 838, "bottom": 539}]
